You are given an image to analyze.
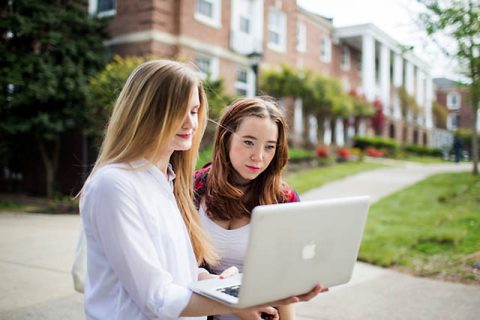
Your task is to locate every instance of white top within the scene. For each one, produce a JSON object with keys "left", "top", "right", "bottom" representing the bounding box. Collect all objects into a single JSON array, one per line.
[
  {"left": 199, "top": 206, "right": 250, "bottom": 320},
  {"left": 81, "top": 160, "right": 205, "bottom": 320}
]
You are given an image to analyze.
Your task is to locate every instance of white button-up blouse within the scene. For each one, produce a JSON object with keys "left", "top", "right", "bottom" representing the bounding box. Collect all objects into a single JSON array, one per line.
[{"left": 81, "top": 160, "right": 205, "bottom": 320}]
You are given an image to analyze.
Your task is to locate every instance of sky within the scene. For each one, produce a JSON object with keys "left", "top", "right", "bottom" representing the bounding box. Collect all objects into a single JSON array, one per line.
[{"left": 297, "top": 0, "right": 460, "bottom": 80}]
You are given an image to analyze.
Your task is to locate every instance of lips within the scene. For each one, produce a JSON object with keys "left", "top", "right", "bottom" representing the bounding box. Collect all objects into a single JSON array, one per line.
[
  {"left": 177, "top": 133, "right": 192, "bottom": 139},
  {"left": 245, "top": 165, "right": 261, "bottom": 172}
]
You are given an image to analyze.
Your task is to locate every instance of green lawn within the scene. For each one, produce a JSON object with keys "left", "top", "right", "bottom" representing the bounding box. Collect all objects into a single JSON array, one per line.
[
  {"left": 285, "top": 161, "right": 387, "bottom": 194},
  {"left": 402, "top": 155, "right": 449, "bottom": 164},
  {"left": 359, "top": 172, "right": 480, "bottom": 284}
]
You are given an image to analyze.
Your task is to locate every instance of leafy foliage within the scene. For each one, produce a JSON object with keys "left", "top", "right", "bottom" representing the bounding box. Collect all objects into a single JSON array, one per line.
[
  {"left": 417, "top": 0, "right": 480, "bottom": 174},
  {"left": 259, "top": 64, "right": 308, "bottom": 98},
  {"left": 432, "top": 101, "right": 448, "bottom": 129},
  {"left": 86, "top": 55, "right": 148, "bottom": 137},
  {"left": 0, "top": 0, "right": 109, "bottom": 196}
]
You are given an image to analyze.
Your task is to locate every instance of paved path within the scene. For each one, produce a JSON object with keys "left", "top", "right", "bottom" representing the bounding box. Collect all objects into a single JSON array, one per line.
[{"left": 0, "top": 160, "right": 478, "bottom": 319}]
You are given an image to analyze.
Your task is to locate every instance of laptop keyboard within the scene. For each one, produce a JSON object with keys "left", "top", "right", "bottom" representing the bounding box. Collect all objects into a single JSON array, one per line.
[{"left": 217, "top": 285, "right": 241, "bottom": 297}]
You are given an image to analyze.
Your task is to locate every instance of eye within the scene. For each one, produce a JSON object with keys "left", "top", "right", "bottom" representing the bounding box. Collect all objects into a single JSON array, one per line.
[
  {"left": 265, "top": 144, "right": 276, "bottom": 151},
  {"left": 190, "top": 106, "right": 199, "bottom": 115},
  {"left": 243, "top": 140, "right": 254, "bottom": 146}
]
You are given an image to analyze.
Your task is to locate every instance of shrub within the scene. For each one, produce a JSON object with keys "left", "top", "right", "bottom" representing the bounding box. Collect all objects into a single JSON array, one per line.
[
  {"left": 316, "top": 146, "right": 329, "bottom": 159},
  {"left": 336, "top": 147, "right": 351, "bottom": 162},
  {"left": 353, "top": 135, "right": 399, "bottom": 157},
  {"left": 366, "top": 147, "right": 384, "bottom": 157}
]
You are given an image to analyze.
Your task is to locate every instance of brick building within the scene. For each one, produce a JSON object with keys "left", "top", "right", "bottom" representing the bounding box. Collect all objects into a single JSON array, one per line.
[
  {"left": 433, "top": 78, "right": 479, "bottom": 132},
  {"left": 89, "top": 0, "right": 434, "bottom": 147}
]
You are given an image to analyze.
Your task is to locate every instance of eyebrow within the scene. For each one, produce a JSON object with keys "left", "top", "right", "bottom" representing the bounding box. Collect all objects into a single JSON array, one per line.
[{"left": 241, "top": 135, "right": 277, "bottom": 144}]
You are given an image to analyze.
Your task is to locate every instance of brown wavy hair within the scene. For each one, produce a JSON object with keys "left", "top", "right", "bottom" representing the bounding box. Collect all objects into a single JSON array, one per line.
[{"left": 205, "top": 96, "right": 289, "bottom": 221}]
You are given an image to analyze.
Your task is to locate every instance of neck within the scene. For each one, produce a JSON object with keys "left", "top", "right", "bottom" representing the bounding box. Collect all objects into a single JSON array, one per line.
[
  {"left": 151, "top": 151, "right": 174, "bottom": 176},
  {"left": 231, "top": 172, "right": 252, "bottom": 189}
]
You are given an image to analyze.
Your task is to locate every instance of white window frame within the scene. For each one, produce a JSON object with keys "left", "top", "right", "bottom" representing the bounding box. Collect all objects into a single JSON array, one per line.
[
  {"left": 235, "top": 66, "right": 255, "bottom": 97},
  {"left": 446, "top": 92, "right": 461, "bottom": 110},
  {"left": 296, "top": 22, "right": 307, "bottom": 52},
  {"left": 195, "top": 54, "right": 219, "bottom": 80},
  {"left": 320, "top": 36, "right": 331, "bottom": 63},
  {"left": 268, "top": 8, "right": 287, "bottom": 52},
  {"left": 341, "top": 46, "right": 351, "bottom": 70},
  {"left": 447, "top": 112, "right": 460, "bottom": 130},
  {"left": 195, "top": 0, "right": 222, "bottom": 29},
  {"left": 235, "top": 67, "right": 249, "bottom": 96},
  {"left": 88, "top": 0, "right": 116, "bottom": 17},
  {"left": 239, "top": 15, "right": 251, "bottom": 34}
]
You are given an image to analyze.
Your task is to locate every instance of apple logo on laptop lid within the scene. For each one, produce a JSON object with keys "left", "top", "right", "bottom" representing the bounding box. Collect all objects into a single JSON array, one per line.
[{"left": 302, "top": 241, "right": 316, "bottom": 260}]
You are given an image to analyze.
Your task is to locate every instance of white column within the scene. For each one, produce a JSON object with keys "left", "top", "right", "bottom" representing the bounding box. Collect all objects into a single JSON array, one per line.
[
  {"left": 405, "top": 61, "right": 415, "bottom": 96},
  {"left": 416, "top": 70, "right": 425, "bottom": 125},
  {"left": 362, "top": 33, "right": 376, "bottom": 102},
  {"left": 336, "top": 119, "right": 344, "bottom": 146},
  {"left": 393, "top": 53, "right": 403, "bottom": 119},
  {"left": 308, "top": 115, "right": 318, "bottom": 145},
  {"left": 425, "top": 75, "right": 433, "bottom": 129},
  {"left": 380, "top": 44, "right": 391, "bottom": 116},
  {"left": 324, "top": 119, "right": 331, "bottom": 146},
  {"left": 294, "top": 98, "right": 303, "bottom": 137}
]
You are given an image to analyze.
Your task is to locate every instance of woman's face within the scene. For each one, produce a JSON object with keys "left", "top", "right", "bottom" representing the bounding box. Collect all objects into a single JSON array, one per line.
[
  {"left": 169, "top": 88, "right": 200, "bottom": 152},
  {"left": 228, "top": 116, "right": 278, "bottom": 184}
]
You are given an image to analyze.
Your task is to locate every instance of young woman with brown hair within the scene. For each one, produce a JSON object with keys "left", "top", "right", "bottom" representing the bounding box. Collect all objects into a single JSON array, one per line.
[{"left": 194, "top": 97, "right": 308, "bottom": 320}]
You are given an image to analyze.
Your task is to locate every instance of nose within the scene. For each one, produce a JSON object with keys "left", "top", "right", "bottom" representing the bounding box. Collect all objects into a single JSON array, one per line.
[
  {"left": 250, "top": 146, "right": 264, "bottom": 162},
  {"left": 182, "top": 112, "right": 197, "bottom": 130}
]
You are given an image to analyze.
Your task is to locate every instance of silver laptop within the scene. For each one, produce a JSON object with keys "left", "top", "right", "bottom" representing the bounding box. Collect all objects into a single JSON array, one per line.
[{"left": 190, "top": 195, "right": 370, "bottom": 308}]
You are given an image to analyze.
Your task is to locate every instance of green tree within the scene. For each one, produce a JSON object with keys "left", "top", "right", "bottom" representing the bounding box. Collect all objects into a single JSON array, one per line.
[
  {"left": 0, "top": 0, "right": 109, "bottom": 197},
  {"left": 86, "top": 55, "right": 148, "bottom": 142},
  {"left": 417, "top": 0, "right": 480, "bottom": 174}
]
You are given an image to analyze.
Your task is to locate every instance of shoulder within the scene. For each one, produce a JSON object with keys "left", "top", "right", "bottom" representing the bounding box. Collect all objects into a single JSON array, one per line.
[
  {"left": 280, "top": 182, "right": 300, "bottom": 203},
  {"left": 86, "top": 164, "right": 136, "bottom": 198},
  {"left": 194, "top": 162, "right": 212, "bottom": 191}
]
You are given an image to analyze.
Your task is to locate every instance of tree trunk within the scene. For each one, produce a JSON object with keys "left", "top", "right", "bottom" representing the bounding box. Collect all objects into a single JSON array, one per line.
[
  {"left": 330, "top": 117, "right": 337, "bottom": 146},
  {"left": 471, "top": 97, "right": 478, "bottom": 175},
  {"left": 316, "top": 113, "right": 325, "bottom": 145},
  {"left": 38, "top": 137, "right": 60, "bottom": 198},
  {"left": 343, "top": 118, "right": 350, "bottom": 147},
  {"left": 302, "top": 111, "right": 312, "bottom": 148}
]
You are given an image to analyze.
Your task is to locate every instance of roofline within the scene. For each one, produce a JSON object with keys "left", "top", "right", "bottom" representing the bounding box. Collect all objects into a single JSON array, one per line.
[{"left": 334, "top": 23, "right": 431, "bottom": 73}]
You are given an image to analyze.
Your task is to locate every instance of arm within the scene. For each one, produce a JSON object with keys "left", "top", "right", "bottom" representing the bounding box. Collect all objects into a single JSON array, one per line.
[{"left": 87, "top": 172, "right": 194, "bottom": 319}]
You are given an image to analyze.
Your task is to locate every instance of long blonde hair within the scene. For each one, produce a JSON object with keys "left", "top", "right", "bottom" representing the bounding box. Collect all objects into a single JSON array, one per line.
[{"left": 84, "top": 60, "right": 218, "bottom": 265}]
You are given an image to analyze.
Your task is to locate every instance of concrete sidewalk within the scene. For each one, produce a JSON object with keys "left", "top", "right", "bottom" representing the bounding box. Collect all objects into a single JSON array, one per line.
[{"left": 0, "top": 160, "right": 478, "bottom": 319}]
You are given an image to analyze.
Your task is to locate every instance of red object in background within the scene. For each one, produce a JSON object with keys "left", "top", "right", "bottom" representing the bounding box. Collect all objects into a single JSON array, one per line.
[
  {"left": 372, "top": 99, "right": 384, "bottom": 135},
  {"left": 316, "top": 146, "right": 329, "bottom": 159},
  {"left": 336, "top": 147, "right": 351, "bottom": 160},
  {"left": 365, "top": 147, "right": 384, "bottom": 157}
]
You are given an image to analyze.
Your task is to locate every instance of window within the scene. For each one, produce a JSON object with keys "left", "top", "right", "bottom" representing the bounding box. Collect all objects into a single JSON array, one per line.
[
  {"left": 195, "top": 54, "right": 218, "bottom": 80},
  {"left": 235, "top": 67, "right": 249, "bottom": 96},
  {"left": 89, "top": 0, "right": 116, "bottom": 16},
  {"left": 320, "top": 36, "right": 331, "bottom": 63},
  {"left": 268, "top": 8, "right": 286, "bottom": 52},
  {"left": 296, "top": 22, "right": 306, "bottom": 52},
  {"left": 447, "top": 92, "right": 461, "bottom": 110},
  {"left": 239, "top": 16, "right": 250, "bottom": 34},
  {"left": 447, "top": 112, "right": 460, "bottom": 130},
  {"left": 341, "top": 46, "right": 351, "bottom": 70},
  {"left": 195, "top": 0, "right": 221, "bottom": 28}
]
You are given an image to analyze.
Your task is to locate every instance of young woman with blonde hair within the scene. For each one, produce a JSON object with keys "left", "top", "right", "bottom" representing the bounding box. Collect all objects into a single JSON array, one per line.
[
  {"left": 194, "top": 97, "right": 315, "bottom": 320},
  {"left": 80, "top": 60, "right": 322, "bottom": 320}
]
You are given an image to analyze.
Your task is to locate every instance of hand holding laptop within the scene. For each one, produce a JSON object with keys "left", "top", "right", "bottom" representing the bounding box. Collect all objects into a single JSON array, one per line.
[{"left": 212, "top": 265, "right": 328, "bottom": 319}]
